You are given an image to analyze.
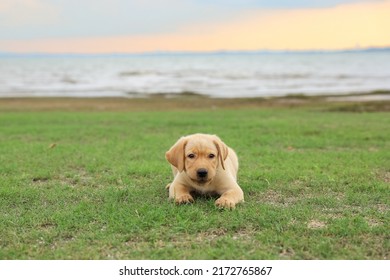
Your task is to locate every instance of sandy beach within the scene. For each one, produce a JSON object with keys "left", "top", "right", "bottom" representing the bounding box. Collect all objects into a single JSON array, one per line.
[{"left": 1, "top": 93, "right": 389, "bottom": 112}]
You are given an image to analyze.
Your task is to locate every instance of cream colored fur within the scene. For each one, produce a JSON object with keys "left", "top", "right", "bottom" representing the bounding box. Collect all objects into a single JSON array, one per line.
[{"left": 165, "top": 133, "right": 244, "bottom": 209}]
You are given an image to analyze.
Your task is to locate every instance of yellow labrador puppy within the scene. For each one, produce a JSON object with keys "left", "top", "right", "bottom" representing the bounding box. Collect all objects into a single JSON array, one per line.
[{"left": 165, "top": 133, "right": 244, "bottom": 208}]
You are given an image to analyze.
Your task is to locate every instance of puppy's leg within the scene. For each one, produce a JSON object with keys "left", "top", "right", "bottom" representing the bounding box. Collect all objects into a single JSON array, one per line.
[
  {"left": 215, "top": 184, "right": 244, "bottom": 209},
  {"left": 169, "top": 182, "right": 194, "bottom": 204}
]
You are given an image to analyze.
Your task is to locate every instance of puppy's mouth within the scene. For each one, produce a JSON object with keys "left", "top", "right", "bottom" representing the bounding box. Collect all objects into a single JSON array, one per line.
[{"left": 191, "top": 177, "right": 212, "bottom": 185}]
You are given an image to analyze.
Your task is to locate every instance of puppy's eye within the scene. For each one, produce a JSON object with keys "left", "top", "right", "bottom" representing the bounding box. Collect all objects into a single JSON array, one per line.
[
  {"left": 208, "top": 153, "right": 216, "bottom": 159},
  {"left": 188, "top": 154, "right": 195, "bottom": 159}
]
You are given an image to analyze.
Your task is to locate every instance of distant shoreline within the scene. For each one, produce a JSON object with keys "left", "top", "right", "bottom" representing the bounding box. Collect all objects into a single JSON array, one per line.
[{"left": 1, "top": 46, "right": 390, "bottom": 57}]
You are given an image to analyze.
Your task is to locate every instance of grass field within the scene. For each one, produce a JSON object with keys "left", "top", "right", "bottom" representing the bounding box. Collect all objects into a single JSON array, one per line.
[{"left": 0, "top": 97, "right": 389, "bottom": 259}]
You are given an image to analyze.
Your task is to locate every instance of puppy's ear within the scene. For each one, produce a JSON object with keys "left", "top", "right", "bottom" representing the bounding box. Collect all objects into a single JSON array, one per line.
[
  {"left": 165, "top": 137, "right": 188, "bottom": 172},
  {"left": 213, "top": 136, "right": 228, "bottom": 170}
]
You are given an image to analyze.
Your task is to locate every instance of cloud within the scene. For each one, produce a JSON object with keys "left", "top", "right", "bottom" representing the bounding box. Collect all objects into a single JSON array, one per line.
[
  {"left": 0, "top": 0, "right": 379, "bottom": 40},
  {"left": 194, "top": 0, "right": 379, "bottom": 9},
  {"left": 1, "top": 0, "right": 389, "bottom": 52},
  {"left": 0, "top": 0, "right": 241, "bottom": 40},
  {"left": 0, "top": 0, "right": 58, "bottom": 28},
  {"left": 194, "top": 0, "right": 390, "bottom": 50}
]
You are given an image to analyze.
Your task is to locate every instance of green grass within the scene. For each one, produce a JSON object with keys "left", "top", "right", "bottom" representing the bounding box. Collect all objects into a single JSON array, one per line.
[{"left": 0, "top": 105, "right": 389, "bottom": 259}]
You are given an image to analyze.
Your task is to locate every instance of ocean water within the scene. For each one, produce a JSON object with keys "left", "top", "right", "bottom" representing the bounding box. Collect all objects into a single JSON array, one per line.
[{"left": 1, "top": 51, "right": 390, "bottom": 98}]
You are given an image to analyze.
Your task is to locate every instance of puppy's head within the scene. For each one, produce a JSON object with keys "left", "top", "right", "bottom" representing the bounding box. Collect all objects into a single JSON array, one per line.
[{"left": 165, "top": 134, "right": 228, "bottom": 185}]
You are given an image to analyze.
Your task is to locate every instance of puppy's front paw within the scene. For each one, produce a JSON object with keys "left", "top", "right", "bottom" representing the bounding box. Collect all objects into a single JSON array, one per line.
[
  {"left": 215, "top": 197, "right": 236, "bottom": 209},
  {"left": 175, "top": 194, "right": 194, "bottom": 204}
]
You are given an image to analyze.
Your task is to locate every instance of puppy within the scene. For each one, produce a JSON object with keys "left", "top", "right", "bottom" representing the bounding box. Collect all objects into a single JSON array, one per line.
[{"left": 165, "top": 133, "right": 244, "bottom": 209}]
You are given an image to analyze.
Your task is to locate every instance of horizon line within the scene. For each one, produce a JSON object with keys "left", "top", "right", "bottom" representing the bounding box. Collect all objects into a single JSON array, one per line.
[{"left": 1, "top": 46, "right": 390, "bottom": 57}]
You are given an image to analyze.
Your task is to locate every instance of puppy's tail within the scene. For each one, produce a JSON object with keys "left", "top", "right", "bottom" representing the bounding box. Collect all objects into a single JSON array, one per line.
[{"left": 165, "top": 183, "right": 171, "bottom": 190}]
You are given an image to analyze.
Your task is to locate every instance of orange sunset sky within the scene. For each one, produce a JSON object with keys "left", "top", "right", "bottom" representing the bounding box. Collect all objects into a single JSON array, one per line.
[{"left": 0, "top": 0, "right": 389, "bottom": 53}]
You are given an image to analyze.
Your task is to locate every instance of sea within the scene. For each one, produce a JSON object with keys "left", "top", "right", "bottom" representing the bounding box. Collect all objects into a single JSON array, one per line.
[{"left": 1, "top": 50, "right": 390, "bottom": 98}]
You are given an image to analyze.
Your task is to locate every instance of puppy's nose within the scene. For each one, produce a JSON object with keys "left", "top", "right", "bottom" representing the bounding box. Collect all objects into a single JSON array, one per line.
[{"left": 197, "top": 168, "right": 208, "bottom": 178}]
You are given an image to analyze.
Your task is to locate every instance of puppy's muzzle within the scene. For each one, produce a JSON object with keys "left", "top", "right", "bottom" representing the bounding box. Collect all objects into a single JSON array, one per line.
[{"left": 197, "top": 168, "right": 208, "bottom": 179}]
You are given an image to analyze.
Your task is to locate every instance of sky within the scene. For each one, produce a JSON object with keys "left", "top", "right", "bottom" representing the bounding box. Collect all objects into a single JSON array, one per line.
[{"left": 0, "top": 0, "right": 389, "bottom": 53}]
